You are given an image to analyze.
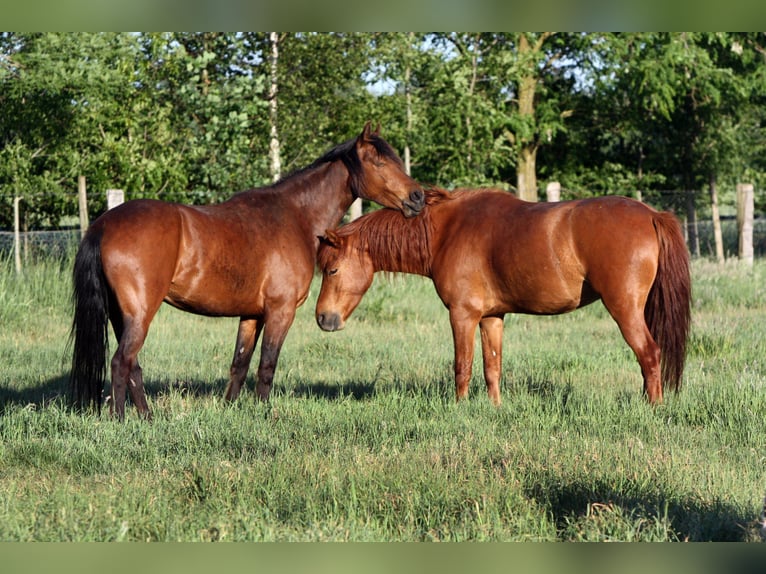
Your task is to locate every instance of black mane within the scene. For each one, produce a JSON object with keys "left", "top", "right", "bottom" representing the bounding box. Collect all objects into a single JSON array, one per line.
[{"left": 277, "top": 132, "right": 403, "bottom": 197}]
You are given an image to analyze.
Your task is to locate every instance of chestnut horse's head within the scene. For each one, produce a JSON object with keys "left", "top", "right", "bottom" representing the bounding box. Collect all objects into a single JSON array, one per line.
[
  {"left": 316, "top": 229, "right": 375, "bottom": 332},
  {"left": 351, "top": 122, "right": 424, "bottom": 217}
]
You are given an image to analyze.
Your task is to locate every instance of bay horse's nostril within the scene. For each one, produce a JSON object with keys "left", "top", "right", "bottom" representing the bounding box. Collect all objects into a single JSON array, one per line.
[{"left": 410, "top": 189, "right": 425, "bottom": 207}]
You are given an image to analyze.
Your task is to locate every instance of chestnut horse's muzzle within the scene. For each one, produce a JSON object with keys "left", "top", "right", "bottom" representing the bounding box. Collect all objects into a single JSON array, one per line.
[
  {"left": 402, "top": 189, "right": 425, "bottom": 217},
  {"left": 316, "top": 311, "right": 344, "bottom": 332}
]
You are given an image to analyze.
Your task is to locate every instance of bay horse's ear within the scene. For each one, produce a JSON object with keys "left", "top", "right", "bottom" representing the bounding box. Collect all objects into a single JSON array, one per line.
[
  {"left": 319, "top": 229, "right": 340, "bottom": 247},
  {"left": 360, "top": 121, "right": 373, "bottom": 142}
]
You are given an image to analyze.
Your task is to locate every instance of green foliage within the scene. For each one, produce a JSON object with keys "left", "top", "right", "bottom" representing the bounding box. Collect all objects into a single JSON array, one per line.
[
  {"left": 548, "top": 32, "right": 766, "bottom": 208},
  {"left": 1, "top": 257, "right": 765, "bottom": 541},
  {"left": 1, "top": 33, "right": 765, "bottom": 227}
]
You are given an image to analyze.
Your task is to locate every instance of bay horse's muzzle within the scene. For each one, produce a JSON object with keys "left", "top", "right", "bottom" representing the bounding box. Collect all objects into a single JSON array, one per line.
[
  {"left": 316, "top": 311, "right": 343, "bottom": 332},
  {"left": 402, "top": 189, "right": 425, "bottom": 217}
]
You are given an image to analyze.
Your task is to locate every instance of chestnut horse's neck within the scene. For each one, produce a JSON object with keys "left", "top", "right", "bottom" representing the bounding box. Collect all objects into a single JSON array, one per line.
[{"left": 342, "top": 197, "right": 441, "bottom": 277}]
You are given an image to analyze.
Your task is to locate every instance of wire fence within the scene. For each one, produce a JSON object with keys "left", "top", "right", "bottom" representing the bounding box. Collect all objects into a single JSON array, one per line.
[
  {"left": 2, "top": 185, "right": 765, "bottom": 266},
  {"left": 2, "top": 218, "right": 766, "bottom": 264},
  {"left": 0, "top": 229, "right": 80, "bottom": 261}
]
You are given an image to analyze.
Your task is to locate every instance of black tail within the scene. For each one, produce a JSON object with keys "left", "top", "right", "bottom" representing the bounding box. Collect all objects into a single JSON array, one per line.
[{"left": 69, "top": 229, "right": 110, "bottom": 412}]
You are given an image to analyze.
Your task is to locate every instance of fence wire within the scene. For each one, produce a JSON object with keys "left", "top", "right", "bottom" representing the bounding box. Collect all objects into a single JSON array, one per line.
[{"left": 1, "top": 219, "right": 765, "bottom": 263}]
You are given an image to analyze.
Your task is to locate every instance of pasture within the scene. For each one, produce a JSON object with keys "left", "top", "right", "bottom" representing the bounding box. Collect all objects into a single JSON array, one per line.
[{"left": 1, "top": 253, "right": 765, "bottom": 541}]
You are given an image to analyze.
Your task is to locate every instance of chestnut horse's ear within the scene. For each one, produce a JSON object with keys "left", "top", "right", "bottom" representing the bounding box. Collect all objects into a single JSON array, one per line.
[{"left": 319, "top": 229, "right": 340, "bottom": 247}]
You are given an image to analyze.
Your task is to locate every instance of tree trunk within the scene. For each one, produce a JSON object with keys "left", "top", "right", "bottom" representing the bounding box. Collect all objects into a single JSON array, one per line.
[
  {"left": 268, "top": 32, "right": 281, "bottom": 183},
  {"left": 404, "top": 35, "right": 412, "bottom": 176},
  {"left": 517, "top": 143, "right": 538, "bottom": 202},
  {"left": 709, "top": 173, "right": 724, "bottom": 263},
  {"left": 516, "top": 35, "right": 539, "bottom": 202},
  {"left": 465, "top": 41, "right": 478, "bottom": 170}
]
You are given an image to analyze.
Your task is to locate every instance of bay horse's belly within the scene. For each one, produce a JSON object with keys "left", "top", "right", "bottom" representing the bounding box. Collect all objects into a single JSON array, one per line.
[
  {"left": 165, "top": 257, "right": 313, "bottom": 318},
  {"left": 164, "top": 208, "right": 315, "bottom": 317}
]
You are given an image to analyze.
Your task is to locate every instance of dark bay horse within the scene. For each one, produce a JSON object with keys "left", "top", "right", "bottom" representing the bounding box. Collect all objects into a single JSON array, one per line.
[
  {"left": 70, "top": 123, "right": 425, "bottom": 419},
  {"left": 316, "top": 188, "right": 691, "bottom": 405}
]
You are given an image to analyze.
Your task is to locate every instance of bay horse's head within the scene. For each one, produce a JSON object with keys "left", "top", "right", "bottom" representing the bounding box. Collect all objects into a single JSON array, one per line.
[
  {"left": 351, "top": 122, "right": 424, "bottom": 217},
  {"left": 316, "top": 229, "right": 374, "bottom": 332}
]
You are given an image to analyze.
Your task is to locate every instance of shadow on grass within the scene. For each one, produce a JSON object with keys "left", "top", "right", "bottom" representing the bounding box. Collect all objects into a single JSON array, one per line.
[
  {"left": 0, "top": 371, "right": 384, "bottom": 415},
  {"left": 524, "top": 472, "right": 758, "bottom": 541},
  {"left": 0, "top": 373, "right": 69, "bottom": 411},
  {"left": 0, "top": 373, "right": 224, "bottom": 413},
  {"left": 288, "top": 379, "right": 377, "bottom": 401}
]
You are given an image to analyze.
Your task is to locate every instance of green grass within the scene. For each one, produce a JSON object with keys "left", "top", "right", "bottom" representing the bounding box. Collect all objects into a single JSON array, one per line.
[{"left": 1, "top": 255, "right": 765, "bottom": 541}]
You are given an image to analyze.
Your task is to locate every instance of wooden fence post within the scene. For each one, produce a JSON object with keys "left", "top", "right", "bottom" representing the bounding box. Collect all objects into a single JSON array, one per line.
[
  {"left": 13, "top": 196, "right": 21, "bottom": 274},
  {"left": 107, "top": 189, "right": 124, "bottom": 210},
  {"left": 545, "top": 181, "right": 560, "bottom": 202},
  {"left": 736, "top": 183, "right": 754, "bottom": 266},
  {"left": 349, "top": 197, "right": 362, "bottom": 221},
  {"left": 78, "top": 175, "right": 89, "bottom": 238},
  {"left": 709, "top": 174, "right": 724, "bottom": 263}
]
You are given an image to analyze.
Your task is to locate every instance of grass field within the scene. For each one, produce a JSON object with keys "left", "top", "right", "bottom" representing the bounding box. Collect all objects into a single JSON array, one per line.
[{"left": 1, "top": 253, "right": 765, "bottom": 541}]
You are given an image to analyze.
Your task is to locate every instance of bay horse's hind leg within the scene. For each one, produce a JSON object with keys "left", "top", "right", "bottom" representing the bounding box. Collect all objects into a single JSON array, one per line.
[
  {"left": 602, "top": 300, "right": 662, "bottom": 404},
  {"left": 109, "top": 311, "right": 151, "bottom": 419},
  {"left": 110, "top": 320, "right": 153, "bottom": 420},
  {"left": 225, "top": 317, "right": 263, "bottom": 401},
  {"left": 254, "top": 306, "right": 297, "bottom": 401},
  {"left": 109, "top": 310, "right": 156, "bottom": 420}
]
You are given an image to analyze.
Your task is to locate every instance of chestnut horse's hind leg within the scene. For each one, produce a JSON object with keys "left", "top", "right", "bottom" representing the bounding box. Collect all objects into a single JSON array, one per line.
[
  {"left": 224, "top": 317, "right": 263, "bottom": 401},
  {"left": 603, "top": 302, "right": 663, "bottom": 404},
  {"left": 479, "top": 315, "right": 504, "bottom": 406}
]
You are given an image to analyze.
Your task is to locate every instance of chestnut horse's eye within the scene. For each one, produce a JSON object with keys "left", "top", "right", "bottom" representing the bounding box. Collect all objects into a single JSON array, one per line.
[{"left": 328, "top": 268, "right": 338, "bottom": 276}]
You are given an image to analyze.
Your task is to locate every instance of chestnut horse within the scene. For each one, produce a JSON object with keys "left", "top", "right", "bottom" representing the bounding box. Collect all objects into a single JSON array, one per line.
[
  {"left": 316, "top": 188, "right": 691, "bottom": 405},
  {"left": 70, "top": 123, "right": 425, "bottom": 419}
]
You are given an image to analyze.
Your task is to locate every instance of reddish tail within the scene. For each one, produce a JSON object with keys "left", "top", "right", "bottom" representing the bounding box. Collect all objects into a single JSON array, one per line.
[{"left": 645, "top": 212, "right": 692, "bottom": 392}]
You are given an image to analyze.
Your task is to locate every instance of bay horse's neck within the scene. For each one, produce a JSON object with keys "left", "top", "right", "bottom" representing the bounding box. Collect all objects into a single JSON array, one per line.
[{"left": 269, "top": 159, "right": 356, "bottom": 241}]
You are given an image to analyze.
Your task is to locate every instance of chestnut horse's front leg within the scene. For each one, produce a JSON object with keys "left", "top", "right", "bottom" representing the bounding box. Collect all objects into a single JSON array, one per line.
[
  {"left": 479, "top": 315, "right": 504, "bottom": 406},
  {"left": 449, "top": 306, "right": 481, "bottom": 402},
  {"left": 225, "top": 317, "right": 263, "bottom": 401}
]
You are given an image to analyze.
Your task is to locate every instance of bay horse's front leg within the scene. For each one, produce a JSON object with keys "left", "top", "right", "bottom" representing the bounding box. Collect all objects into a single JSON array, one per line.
[
  {"left": 449, "top": 307, "right": 481, "bottom": 402},
  {"left": 255, "top": 307, "right": 297, "bottom": 401},
  {"left": 225, "top": 317, "right": 263, "bottom": 401},
  {"left": 479, "top": 315, "right": 504, "bottom": 406}
]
